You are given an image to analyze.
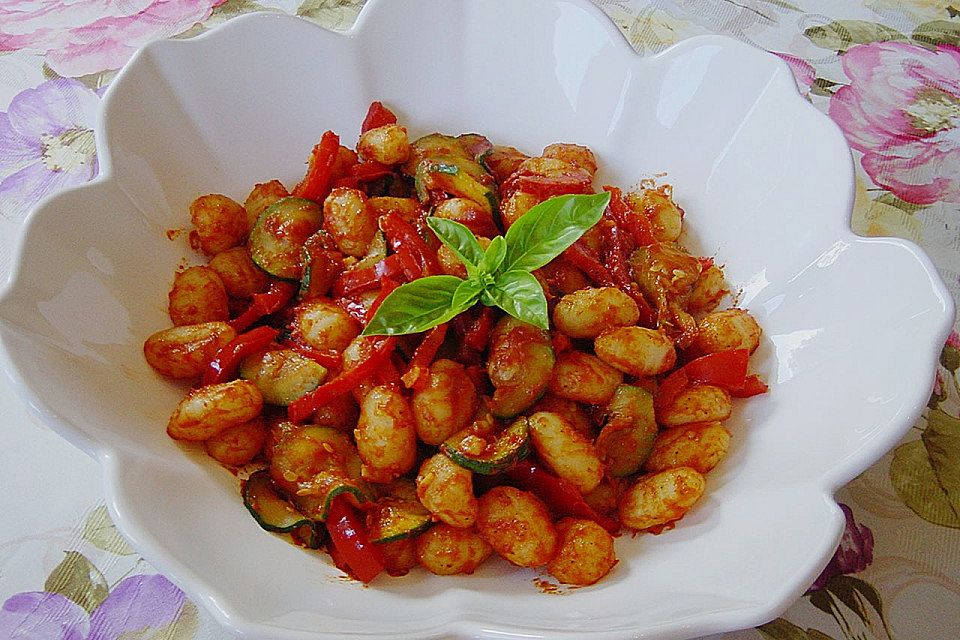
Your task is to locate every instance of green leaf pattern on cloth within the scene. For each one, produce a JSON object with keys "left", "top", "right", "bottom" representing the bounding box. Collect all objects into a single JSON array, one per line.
[{"left": 43, "top": 551, "right": 110, "bottom": 613}]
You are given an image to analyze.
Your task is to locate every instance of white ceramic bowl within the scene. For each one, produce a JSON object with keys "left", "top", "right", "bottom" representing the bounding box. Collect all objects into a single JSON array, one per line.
[{"left": 0, "top": 1, "right": 953, "bottom": 638}]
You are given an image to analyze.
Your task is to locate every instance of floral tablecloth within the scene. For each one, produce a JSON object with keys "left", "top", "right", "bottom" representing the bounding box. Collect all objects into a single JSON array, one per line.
[{"left": 1, "top": 1, "right": 958, "bottom": 639}]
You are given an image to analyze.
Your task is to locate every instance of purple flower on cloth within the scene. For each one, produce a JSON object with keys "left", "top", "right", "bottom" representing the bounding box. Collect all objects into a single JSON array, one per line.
[
  {"left": 0, "top": 574, "right": 186, "bottom": 640},
  {"left": 809, "top": 503, "right": 875, "bottom": 591},
  {"left": 829, "top": 41, "right": 960, "bottom": 205},
  {"left": 0, "top": 79, "right": 100, "bottom": 220},
  {"left": 0, "top": 0, "right": 224, "bottom": 78}
]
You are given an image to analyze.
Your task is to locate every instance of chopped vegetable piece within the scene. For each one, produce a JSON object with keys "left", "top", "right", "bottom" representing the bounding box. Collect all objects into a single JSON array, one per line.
[
  {"left": 654, "top": 349, "right": 762, "bottom": 411},
  {"left": 505, "top": 460, "right": 619, "bottom": 534},
  {"left": 360, "top": 101, "right": 398, "bottom": 133},
  {"left": 202, "top": 326, "right": 279, "bottom": 386},
  {"left": 287, "top": 336, "right": 396, "bottom": 423},
  {"left": 229, "top": 281, "right": 298, "bottom": 332},
  {"left": 243, "top": 470, "right": 311, "bottom": 533},
  {"left": 402, "top": 323, "right": 448, "bottom": 389},
  {"left": 292, "top": 131, "right": 340, "bottom": 202},
  {"left": 325, "top": 493, "right": 384, "bottom": 583}
]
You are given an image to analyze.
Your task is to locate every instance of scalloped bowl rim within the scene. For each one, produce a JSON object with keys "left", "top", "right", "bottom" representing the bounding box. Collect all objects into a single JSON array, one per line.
[{"left": 0, "top": 2, "right": 954, "bottom": 639}]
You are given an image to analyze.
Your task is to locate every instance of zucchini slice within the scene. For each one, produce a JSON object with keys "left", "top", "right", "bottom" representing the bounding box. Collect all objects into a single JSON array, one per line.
[
  {"left": 368, "top": 480, "right": 433, "bottom": 544},
  {"left": 487, "top": 317, "right": 555, "bottom": 419},
  {"left": 595, "top": 385, "right": 658, "bottom": 476},
  {"left": 243, "top": 469, "right": 311, "bottom": 533},
  {"left": 269, "top": 425, "right": 370, "bottom": 521},
  {"left": 441, "top": 416, "right": 531, "bottom": 475},
  {"left": 239, "top": 348, "right": 327, "bottom": 406},
  {"left": 406, "top": 134, "right": 498, "bottom": 213},
  {"left": 249, "top": 196, "right": 323, "bottom": 280},
  {"left": 291, "top": 521, "right": 325, "bottom": 549}
]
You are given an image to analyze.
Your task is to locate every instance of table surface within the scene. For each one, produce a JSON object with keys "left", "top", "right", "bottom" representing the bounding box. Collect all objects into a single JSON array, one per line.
[{"left": 1, "top": 1, "right": 958, "bottom": 639}]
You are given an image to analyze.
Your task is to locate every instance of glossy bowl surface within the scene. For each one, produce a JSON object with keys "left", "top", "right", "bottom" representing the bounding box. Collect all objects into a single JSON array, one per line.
[{"left": 0, "top": 1, "right": 953, "bottom": 638}]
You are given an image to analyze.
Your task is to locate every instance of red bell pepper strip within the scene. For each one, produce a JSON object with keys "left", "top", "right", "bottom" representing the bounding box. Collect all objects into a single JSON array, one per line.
[
  {"left": 380, "top": 212, "right": 441, "bottom": 277},
  {"left": 360, "top": 101, "right": 398, "bottom": 133},
  {"left": 278, "top": 339, "right": 342, "bottom": 369},
  {"left": 604, "top": 185, "right": 656, "bottom": 247},
  {"left": 332, "top": 254, "right": 406, "bottom": 297},
  {"left": 364, "top": 276, "right": 400, "bottom": 324},
  {"left": 603, "top": 222, "right": 657, "bottom": 328},
  {"left": 564, "top": 240, "right": 656, "bottom": 326},
  {"left": 654, "top": 349, "right": 760, "bottom": 412},
  {"left": 334, "top": 161, "right": 394, "bottom": 188},
  {"left": 201, "top": 326, "right": 279, "bottom": 386},
  {"left": 292, "top": 130, "right": 340, "bottom": 202},
  {"left": 501, "top": 169, "right": 593, "bottom": 200},
  {"left": 402, "top": 323, "right": 448, "bottom": 390},
  {"left": 228, "top": 280, "right": 298, "bottom": 332},
  {"left": 408, "top": 323, "right": 448, "bottom": 371},
  {"left": 506, "top": 460, "right": 619, "bottom": 534},
  {"left": 325, "top": 494, "right": 384, "bottom": 583},
  {"left": 288, "top": 336, "right": 396, "bottom": 423},
  {"left": 349, "top": 160, "right": 393, "bottom": 182},
  {"left": 729, "top": 373, "right": 769, "bottom": 398},
  {"left": 463, "top": 306, "right": 494, "bottom": 352},
  {"left": 562, "top": 241, "right": 614, "bottom": 285}
]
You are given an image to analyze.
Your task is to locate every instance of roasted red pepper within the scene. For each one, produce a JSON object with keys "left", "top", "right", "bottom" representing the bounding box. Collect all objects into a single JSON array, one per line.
[
  {"left": 501, "top": 170, "right": 593, "bottom": 200},
  {"left": 729, "top": 374, "right": 769, "bottom": 398},
  {"left": 380, "top": 212, "right": 441, "bottom": 277},
  {"left": 654, "top": 349, "right": 767, "bottom": 411},
  {"left": 364, "top": 276, "right": 400, "bottom": 324},
  {"left": 292, "top": 130, "right": 340, "bottom": 202},
  {"left": 325, "top": 494, "right": 384, "bottom": 583},
  {"left": 462, "top": 306, "right": 494, "bottom": 352},
  {"left": 229, "top": 280, "right": 298, "bottom": 332},
  {"left": 332, "top": 254, "right": 406, "bottom": 297},
  {"left": 602, "top": 222, "right": 657, "bottom": 328},
  {"left": 506, "top": 460, "right": 619, "bottom": 534},
  {"left": 288, "top": 336, "right": 396, "bottom": 423},
  {"left": 360, "top": 100, "right": 398, "bottom": 133},
  {"left": 402, "top": 323, "right": 448, "bottom": 390},
  {"left": 201, "top": 326, "right": 279, "bottom": 386},
  {"left": 562, "top": 241, "right": 614, "bottom": 285},
  {"left": 279, "top": 339, "right": 342, "bottom": 369},
  {"left": 604, "top": 185, "right": 656, "bottom": 247}
]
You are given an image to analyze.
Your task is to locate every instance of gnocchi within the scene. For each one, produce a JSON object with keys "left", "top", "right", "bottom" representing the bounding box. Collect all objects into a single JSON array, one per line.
[{"left": 146, "top": 101, "right": 767, "bottom": 587}]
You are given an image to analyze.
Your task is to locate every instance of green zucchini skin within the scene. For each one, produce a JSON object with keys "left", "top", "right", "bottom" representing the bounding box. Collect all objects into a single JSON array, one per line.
[
  {"left": 596, "top": 385, "right": 658, "bottom": 477},
  {"left": 239, "top": 348, "right": 328, "bottom": 406},
  {"left": 368, "top": 497, "right": 432, "bottom": 544},
  {"left": 249, "top": 196, "right": 323, "bottom": 280},
  {"left": 243, "top": 469, "right": 312, "bottom": 533},
  {"left": 406, "top": 134, "right": 497, "bottom": 214},
  {"left": 441, "top": 417, "right": 530, "bottom": 475},
  {"left": 268, "top": 425, "right": 370, "bottom": 522}
]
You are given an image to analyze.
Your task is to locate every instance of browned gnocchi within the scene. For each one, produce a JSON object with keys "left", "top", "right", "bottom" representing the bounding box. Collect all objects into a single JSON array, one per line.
[{"left": 145, "top": 101, "right": 767, "bottom": 587}]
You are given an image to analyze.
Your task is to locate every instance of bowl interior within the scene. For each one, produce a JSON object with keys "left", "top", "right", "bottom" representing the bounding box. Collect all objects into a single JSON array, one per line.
[{"left": 0, "top": 2, "right": 952, "bottom": 638}]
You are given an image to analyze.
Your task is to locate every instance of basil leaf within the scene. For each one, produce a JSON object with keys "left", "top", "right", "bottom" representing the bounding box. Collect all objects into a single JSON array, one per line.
[
  {"left": 452, "top": 277, "right": 483, "bottom": 310},
  {"left": 487, "top": 270, "right": 549, "bottom": 330},
  {"left": 502, "top": 192, "right": 610, "bottom": 273},
  {"left": 426, "top": 217, "right": 484, "bottom": 274},
  {"left": 479, "top": 235, "right": 507, "bottom": 274},
  {"left": 362, "top": 275, "right": 466, "bottom": 336}
]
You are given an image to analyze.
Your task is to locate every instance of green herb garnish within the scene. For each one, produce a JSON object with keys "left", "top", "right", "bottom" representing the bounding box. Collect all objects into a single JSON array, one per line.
[{"left": 362, "top": 192, "right": 611, "bottom": 336}]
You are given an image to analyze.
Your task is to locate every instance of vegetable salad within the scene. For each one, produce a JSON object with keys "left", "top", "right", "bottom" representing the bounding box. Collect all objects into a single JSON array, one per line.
[{"left": 143, "top": 101, "right": 767, "bottom": 586}]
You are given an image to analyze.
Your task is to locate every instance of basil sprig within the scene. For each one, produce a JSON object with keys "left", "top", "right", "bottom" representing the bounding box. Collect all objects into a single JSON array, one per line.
[{"left": 362, "top": 192, "right": 611, "bottom": 336}]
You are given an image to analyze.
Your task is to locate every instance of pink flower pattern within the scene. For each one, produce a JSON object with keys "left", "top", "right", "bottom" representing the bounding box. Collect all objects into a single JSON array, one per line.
[
  {"left": 829, "top": 41, "right": 960, "bottom": 205},
  {"left": 0, "top": 0, "right": 224, "bottom": 78}
]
